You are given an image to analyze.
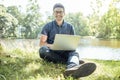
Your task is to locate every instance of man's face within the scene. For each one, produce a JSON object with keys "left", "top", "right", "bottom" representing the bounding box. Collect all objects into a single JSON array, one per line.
[{"left": 53, "top": 7, "right": 65, "bottom": 21}]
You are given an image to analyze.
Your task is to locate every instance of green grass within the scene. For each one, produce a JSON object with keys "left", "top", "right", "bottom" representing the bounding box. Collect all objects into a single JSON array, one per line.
[{"left": 0, "top": 47, "right": 120, "bottom": 80}]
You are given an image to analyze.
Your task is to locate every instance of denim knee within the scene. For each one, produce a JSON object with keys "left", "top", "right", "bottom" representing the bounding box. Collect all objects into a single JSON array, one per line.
[
  {"left": 39, "top": 46, "right": 50, "bottom": 58},
  {"left": 69, "top": 52, "right": 79, "bottom": 58},
  {"left": 67, "top": 52, "right": 80, "bottom": 68}
]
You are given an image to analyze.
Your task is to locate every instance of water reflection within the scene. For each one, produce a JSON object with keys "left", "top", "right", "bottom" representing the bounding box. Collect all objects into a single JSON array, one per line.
[
  {"left": 79, "top": 38, "right": 120, "bottom": 48},
  {"left": 77, "top": 38, "right": 120, "bottom": 60}
]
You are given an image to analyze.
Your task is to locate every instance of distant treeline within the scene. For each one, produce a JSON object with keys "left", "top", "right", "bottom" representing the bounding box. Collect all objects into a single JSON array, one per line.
[{"left": 0, "top": 0, "right": 120, "bottom": 39}]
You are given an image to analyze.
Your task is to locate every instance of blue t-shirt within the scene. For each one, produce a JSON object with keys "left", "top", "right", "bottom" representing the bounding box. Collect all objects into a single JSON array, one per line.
[{"left": 41, "top": 20, "right": 75, "bottom": 44}]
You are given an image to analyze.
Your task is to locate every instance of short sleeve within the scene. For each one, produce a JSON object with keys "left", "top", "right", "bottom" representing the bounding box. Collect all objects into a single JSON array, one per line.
[{"left": 41, "top": 24, "right": 49, "bottom": 36}]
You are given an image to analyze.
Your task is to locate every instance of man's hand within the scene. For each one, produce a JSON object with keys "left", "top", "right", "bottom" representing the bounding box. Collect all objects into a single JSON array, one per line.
[
  {"left": 46, "top": 44, "right": 53, "bottom": 49},
  {"left": 39, "top": 34, "right": 53, "bottom": 49}
]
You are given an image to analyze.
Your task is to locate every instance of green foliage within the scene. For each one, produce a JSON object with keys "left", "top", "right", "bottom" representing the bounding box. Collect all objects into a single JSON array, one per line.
[
  {"left": 97, "top": 5, "right": 120, "bottom": 38},
  {"left": 20, "top": 0, "right": 44, "bottom": 39},
  {"left": 88, "top": 0, "right": 103, "bottom": 36},
  {"left": 0, "top": 0, "right": 44, "bottom": 39},
  {"left": 88, "top": 0, "right": 120, "bottom": 39},
  {"left": 7, "top": 6, "right": 21, "bottom": 20},
  {"left": 65, "top": 12, "right": 89, "bottom": 36},
  {"left": 0, "top": 43, "right": 4, "bottom": 53},
  {"left": 0, "top": 5, "right": 18, "bottom": 38},
  {"left": 1, "top": 0, "right": 120, "bottom": 39}
]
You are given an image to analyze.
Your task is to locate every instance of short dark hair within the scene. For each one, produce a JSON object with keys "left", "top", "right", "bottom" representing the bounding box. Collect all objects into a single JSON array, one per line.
[{"left": 53, "top": 3, "right": 65, "bottom": 11}]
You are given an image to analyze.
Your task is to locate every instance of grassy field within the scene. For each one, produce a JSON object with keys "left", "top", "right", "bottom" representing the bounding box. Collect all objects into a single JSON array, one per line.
[{"left": 0, "top": 46, "right": 120, "bottom": 80}]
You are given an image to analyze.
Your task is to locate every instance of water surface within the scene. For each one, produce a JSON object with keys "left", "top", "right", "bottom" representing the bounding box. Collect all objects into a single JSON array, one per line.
[{"left": 77, "top": 38, "right": 120, "bottom": 60}]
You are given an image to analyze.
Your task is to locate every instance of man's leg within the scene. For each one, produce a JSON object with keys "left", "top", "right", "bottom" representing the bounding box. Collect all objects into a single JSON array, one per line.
[
  {"left": 39, "top": 46, "right": 67, "bottom": 63},
  {"left": 67, "top": 51, "right": 80, "bottom": 68},
  {"left": 64, "top": 51, "right": 96, "bottom": 79}
]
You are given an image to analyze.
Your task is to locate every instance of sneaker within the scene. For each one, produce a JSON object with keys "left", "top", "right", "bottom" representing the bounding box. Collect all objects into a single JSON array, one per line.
[
  {"left": 79, "top": 60, "right": 85, "bottom": 64},
  {"left": 64, "top": 65, "right": 80, "bottom": 77},
  {"left": 64, "top": 63, "right": 96, "bottom": 79}
]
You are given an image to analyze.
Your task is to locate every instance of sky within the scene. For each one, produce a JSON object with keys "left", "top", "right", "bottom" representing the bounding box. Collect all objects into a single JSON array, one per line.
[{"left": 0, "top": 0, "right": 112, "bottom": 17}]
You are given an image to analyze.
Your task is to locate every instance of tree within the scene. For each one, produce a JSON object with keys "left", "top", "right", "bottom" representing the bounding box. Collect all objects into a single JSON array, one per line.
[
  {"left": 97, "top": 0, "right": 120, "bottom": 38},
  {"left": 65, "top": 12, "right": 89, "bottom": 36},
  {"left": 21, "top": 0, "right": 44, "bottom": 39},
  {"left": 88, "top": 0, "right": 103, "bottom": 36},
  {"left": 0, "top": 4, "right": 18, "bottom": 38}
]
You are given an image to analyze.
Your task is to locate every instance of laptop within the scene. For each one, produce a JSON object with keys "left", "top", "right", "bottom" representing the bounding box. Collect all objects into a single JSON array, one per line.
[{"left": 51, "top": 34, "right": 80, "bottom": 50}]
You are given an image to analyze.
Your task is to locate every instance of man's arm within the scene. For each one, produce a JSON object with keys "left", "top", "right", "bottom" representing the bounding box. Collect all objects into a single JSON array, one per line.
[{"left": 39, "top": 34, "right": 53, "bottom": 48}]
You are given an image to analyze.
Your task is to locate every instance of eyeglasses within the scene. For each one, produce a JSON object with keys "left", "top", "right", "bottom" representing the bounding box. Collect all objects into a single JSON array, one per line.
[{"left": 54, "top": 11, "right": 64, "bottom": 14}]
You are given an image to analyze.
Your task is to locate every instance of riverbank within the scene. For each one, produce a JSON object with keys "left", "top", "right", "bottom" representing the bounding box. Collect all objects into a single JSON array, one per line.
[
  {"left": 0, "top": 48, "right": 120, "bottom": 80},
  {"left": 1, "top": 39, "right": 120, "bottom": 60}
]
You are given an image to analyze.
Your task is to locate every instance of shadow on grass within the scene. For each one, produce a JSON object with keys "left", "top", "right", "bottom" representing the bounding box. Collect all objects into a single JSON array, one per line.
[{"left": 0, "top": 53, "right": 66, "bottom": 80}]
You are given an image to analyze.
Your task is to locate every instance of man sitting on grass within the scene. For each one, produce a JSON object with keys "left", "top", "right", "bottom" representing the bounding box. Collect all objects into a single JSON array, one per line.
[{"left": 39, "top": 3, "right": 96, "bottom": 79}]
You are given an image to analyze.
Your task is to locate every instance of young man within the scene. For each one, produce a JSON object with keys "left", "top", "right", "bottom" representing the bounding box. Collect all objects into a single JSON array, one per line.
[{"left": 39, "top": 3, "right": 96, "bottom": 79}]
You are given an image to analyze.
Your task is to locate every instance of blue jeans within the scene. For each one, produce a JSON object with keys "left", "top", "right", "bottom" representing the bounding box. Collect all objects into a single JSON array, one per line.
[{"left": 39, "top": 46, "right": 80, "bottom": 69}]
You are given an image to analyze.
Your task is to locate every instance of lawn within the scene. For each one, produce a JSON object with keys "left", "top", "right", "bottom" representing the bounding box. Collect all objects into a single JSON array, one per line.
[{"left": 0, "top": 46, "right": 120, "bottom": 80}]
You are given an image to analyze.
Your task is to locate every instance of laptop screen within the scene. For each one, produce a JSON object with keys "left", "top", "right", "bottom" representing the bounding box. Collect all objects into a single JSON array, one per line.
[{"left": 51, "top": 34, "right": 80, "bottom": 50}]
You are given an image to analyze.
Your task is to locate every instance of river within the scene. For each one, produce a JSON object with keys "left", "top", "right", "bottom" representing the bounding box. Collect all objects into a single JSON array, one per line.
[
  {"left": 77, "top": 38, "right": 120, "bottom": 60},
  {"left": 0, "top": 38, "right": 120, "bottom": 60}
]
